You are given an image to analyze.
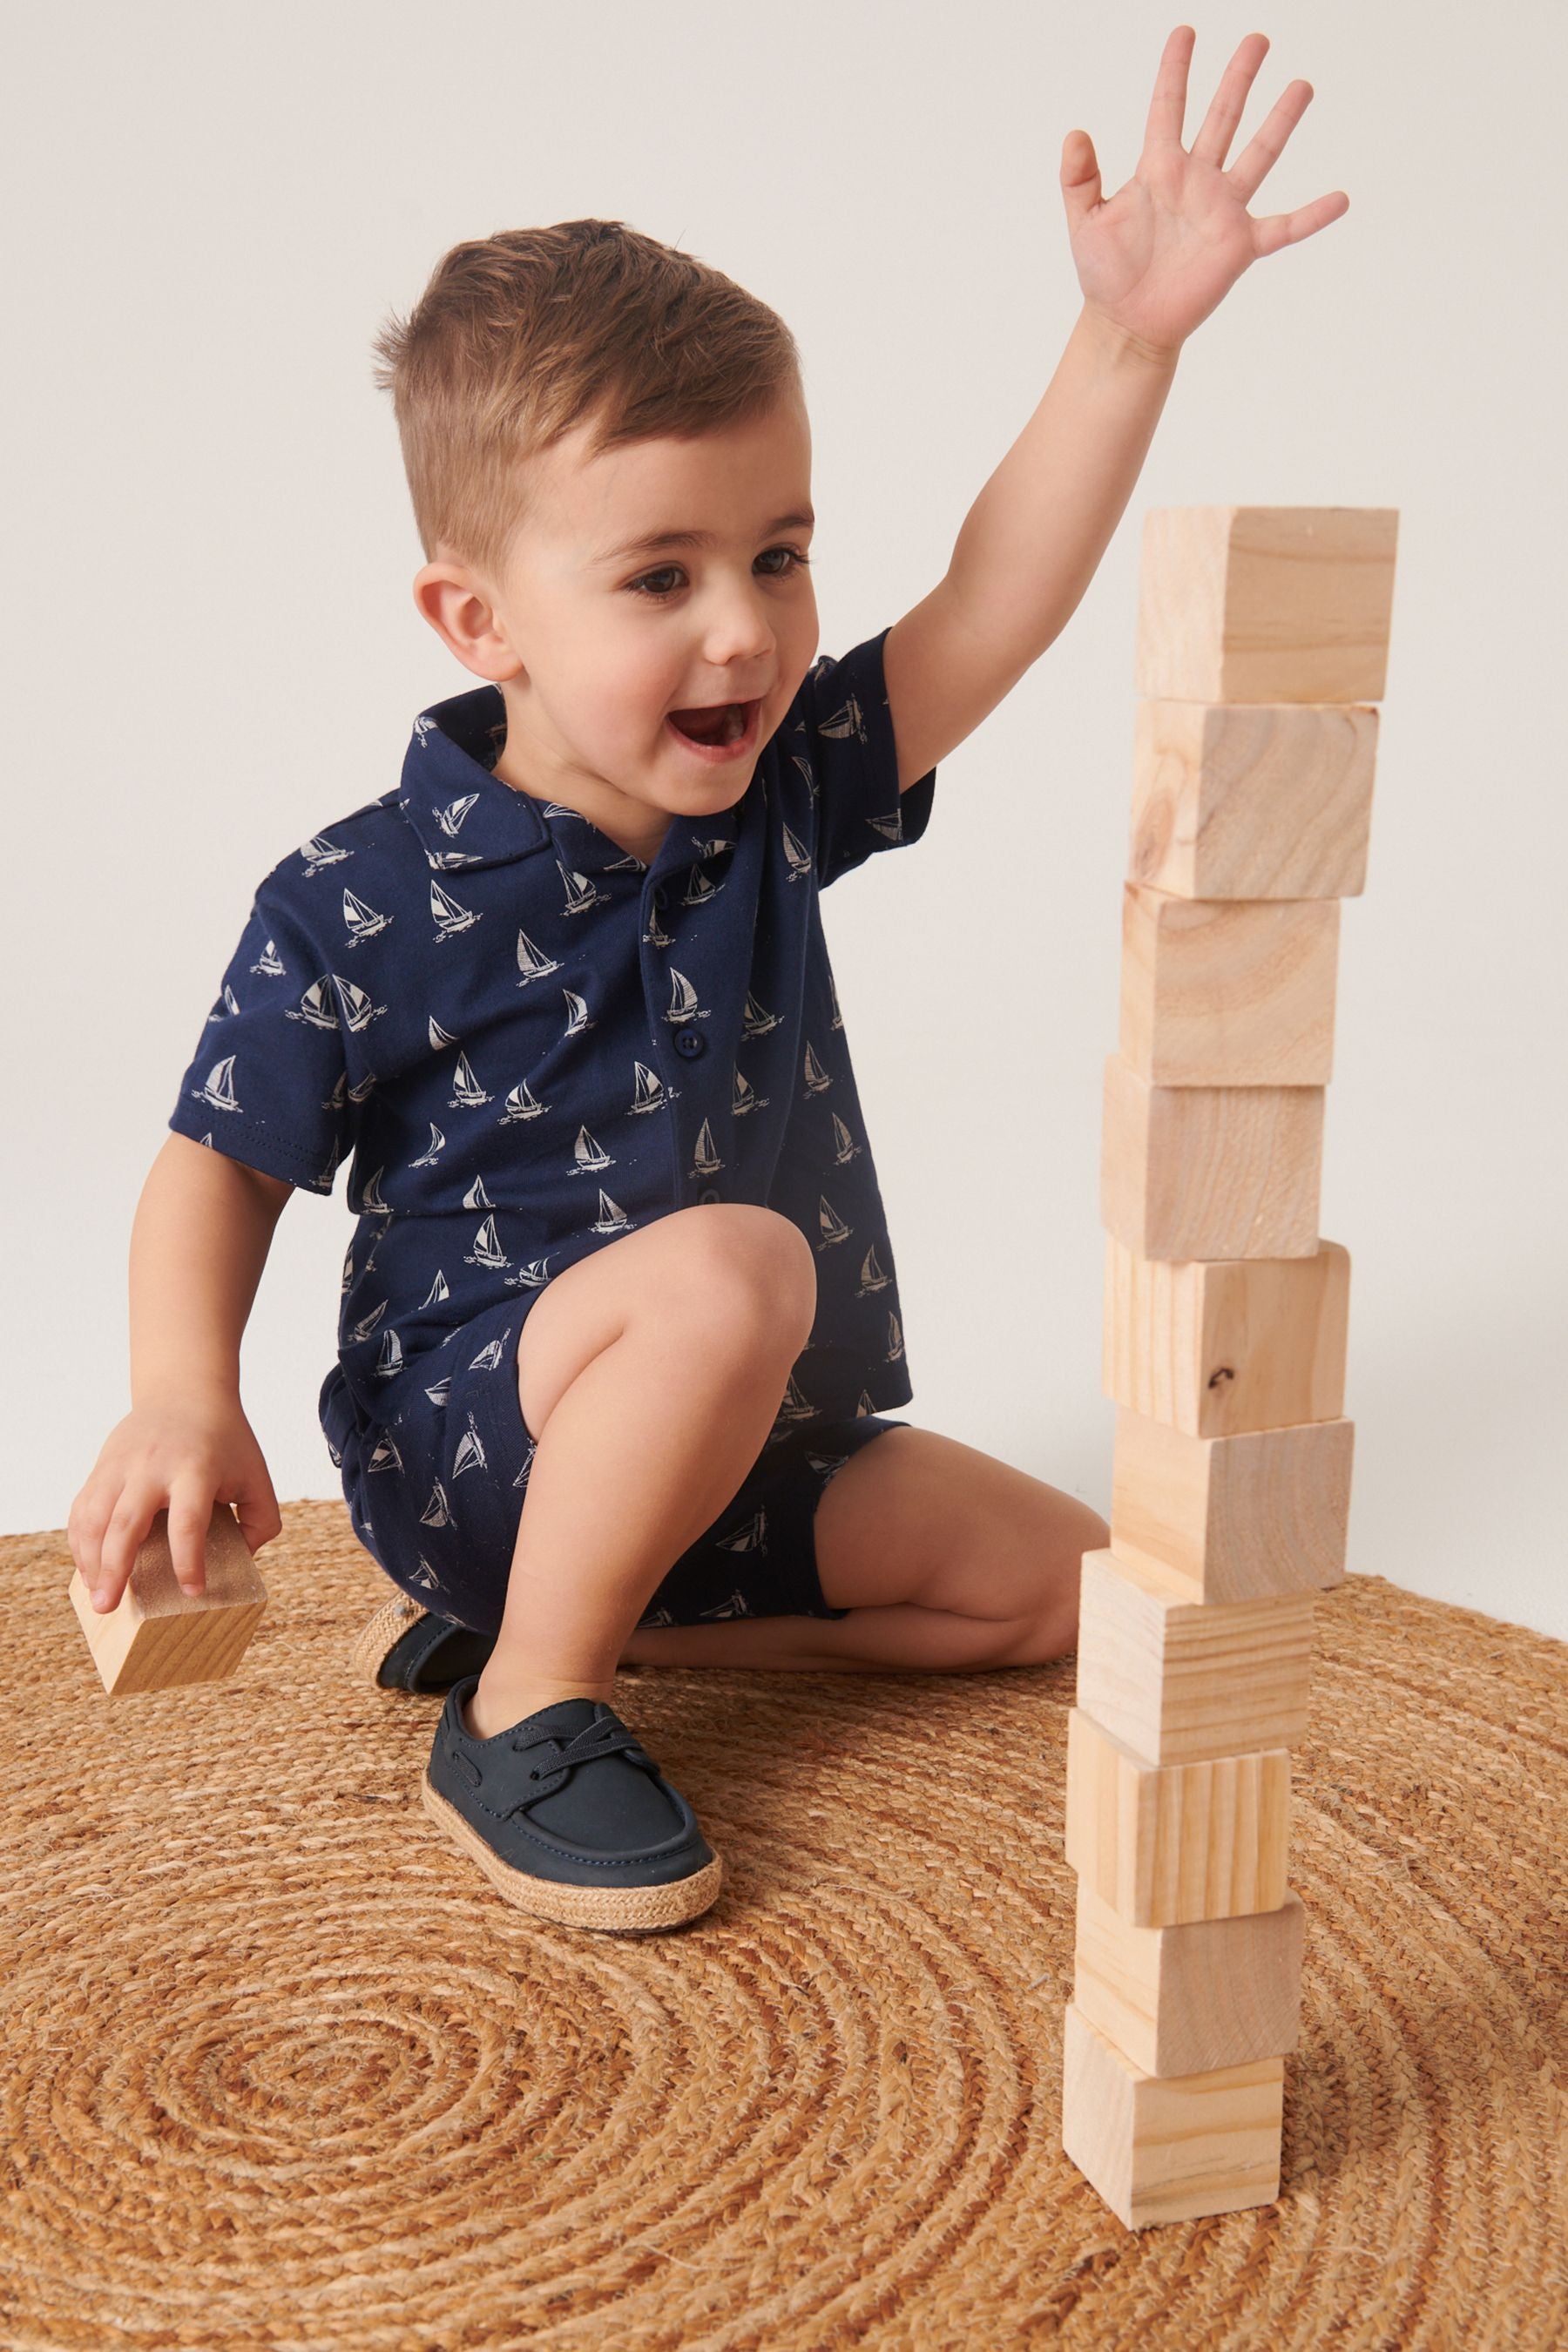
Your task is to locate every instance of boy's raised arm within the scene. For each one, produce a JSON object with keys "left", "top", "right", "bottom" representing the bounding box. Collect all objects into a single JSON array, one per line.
[{"left": 882, "top": 26, "right": 1347, "bottom": 796}]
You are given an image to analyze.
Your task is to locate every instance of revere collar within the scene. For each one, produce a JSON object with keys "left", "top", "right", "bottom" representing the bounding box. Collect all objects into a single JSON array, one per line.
[{"left": 396, "top": 682, "right": 740, "bottom": 878}]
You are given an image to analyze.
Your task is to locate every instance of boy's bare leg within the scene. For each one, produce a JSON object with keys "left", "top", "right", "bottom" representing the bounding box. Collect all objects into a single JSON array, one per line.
[{"left": 462, "top": 1205, "right": 818, "bottom": 1740}]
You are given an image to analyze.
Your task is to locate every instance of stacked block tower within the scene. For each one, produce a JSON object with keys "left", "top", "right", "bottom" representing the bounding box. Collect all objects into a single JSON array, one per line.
[{"left": 1059, "top": 504, "right": 1399, "bottom": 2228}]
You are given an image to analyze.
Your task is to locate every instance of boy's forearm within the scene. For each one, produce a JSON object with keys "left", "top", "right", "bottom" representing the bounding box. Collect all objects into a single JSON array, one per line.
[
  {"left": 942, "top": 304, "right": 1181, "bottom": 670},
  {"left": 129, "top": 1136, "right": 287, "bottom": 1403}
]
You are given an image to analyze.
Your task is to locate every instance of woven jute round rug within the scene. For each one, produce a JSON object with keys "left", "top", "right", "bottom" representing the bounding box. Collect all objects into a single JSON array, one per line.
[{"left": 4, "top": 1502, "right": 1565, "bottom": 2349}]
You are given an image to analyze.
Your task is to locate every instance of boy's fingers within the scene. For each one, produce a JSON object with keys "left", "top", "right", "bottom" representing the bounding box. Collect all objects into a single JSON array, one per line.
[
  {"left": 97, "top": 1490, "right": 156, "bottom": 1610},
  {"left": 167, "top": 1486, "right": 214, "bottom": 1596}
]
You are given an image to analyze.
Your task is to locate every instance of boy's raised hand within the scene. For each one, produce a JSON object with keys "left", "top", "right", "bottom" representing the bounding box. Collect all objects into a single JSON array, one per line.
[
  {"left": 68, "top": 1400, "right": 283, "bottom": 1614},
  {"left": 1061, "top": 24, "right": 1349, "bottom": 362}
]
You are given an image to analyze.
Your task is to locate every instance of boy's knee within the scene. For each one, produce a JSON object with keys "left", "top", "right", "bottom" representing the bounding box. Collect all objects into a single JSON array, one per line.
[{"left": 666, "top": 1204, "right": 817, "bottom": 1344}]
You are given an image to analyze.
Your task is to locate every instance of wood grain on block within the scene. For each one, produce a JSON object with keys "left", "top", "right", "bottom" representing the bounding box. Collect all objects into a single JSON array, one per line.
[
  {"left": 1075, "top": 1547, "right": 1315, "bottom": 1766},
  {"left": 1119, "top": 884, "right": 1339, "bottom": 1087},
  {"left": 1073, "top": 1880, "right": 1306, "bottom": 2077},
  {"left": 1132, "top": 505, "right": 1398, "bottom": 706},
  {"left": 69, "top": 1504, "right": 267, "bottom": 1695},
  {"left": 1064, "top": 1706, "right": 1291, "bottom": 1927},
  {"left": 1110, "top": 1404, "right": 1353, "bottom": 1602},
  {"left": 1103, "top": 1233, "right": 1350, "bottom": 1436},
  {"left": 1101, "top": 1053, "right": 1323, "bottom": 1261},
  {"left": 1061, "top": 2001, "right": 1285, "bottom": 2228},
  {"left": 1129, "top": 700, "right": 1375, "bottom": 900}
]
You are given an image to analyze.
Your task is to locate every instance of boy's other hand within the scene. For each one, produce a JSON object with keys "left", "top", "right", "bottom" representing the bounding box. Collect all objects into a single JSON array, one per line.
[{"left": 68, "top": 1399, "right": 283, "bottom": 1615}]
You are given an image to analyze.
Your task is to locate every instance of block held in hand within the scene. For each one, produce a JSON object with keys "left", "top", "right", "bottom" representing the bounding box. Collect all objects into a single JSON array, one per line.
[{"left": 69, "top": 1502, "right": 267, "bottom": 1694}]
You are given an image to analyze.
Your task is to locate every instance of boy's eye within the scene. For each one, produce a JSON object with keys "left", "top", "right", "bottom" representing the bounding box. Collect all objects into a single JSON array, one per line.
[{"left": 625, "top": 545, "right": 811, "bottom": 600}]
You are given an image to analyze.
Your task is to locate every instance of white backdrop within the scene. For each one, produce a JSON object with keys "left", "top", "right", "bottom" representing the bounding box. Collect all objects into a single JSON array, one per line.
[{"left": 5, "top": 0, "right": 1565, "bottom": 1636}]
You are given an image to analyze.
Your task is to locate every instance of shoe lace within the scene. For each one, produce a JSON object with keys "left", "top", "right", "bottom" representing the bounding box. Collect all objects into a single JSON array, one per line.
[{"left": 507, "top": 1714, "right": 659, "bottom": 1811}]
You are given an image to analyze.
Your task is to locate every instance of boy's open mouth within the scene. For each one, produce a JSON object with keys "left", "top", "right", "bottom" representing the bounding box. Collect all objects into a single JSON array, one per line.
[{"left": 666, "top": 698, "right": 760, "bottom": 753}]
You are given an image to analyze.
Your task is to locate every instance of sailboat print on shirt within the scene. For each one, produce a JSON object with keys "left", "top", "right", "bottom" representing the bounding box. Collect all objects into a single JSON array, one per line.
[
  {"left": 698, "top": 1588, "right": 754, "bottom": 1619},
  {"left": 328, "top": 976, "right": 385, "bottom": 1034},
  {"left": 469, "top": 1334, "right": 509, "bottom": 1372},
  {"left": 407, "top": 1556, "right": 443, "bottom": 1594},
  {"left": 429, "top": 878, "right": 482, "bottom": 940},
  {"left": 732, "top": 1068, "right": 768, "bottom": 1116},
  {"left": 714, "top": 1510, "right": 767, "bottom": 1555},
  {"left": 857, "top": 1245, "right": 891, "bottom": 1295},
  {"left": 816, "top": 1195, "right": 851, "bottom": 1250},
  {"left": 742, "top": 990, "right": 781, "bottom": 1038},
  {"left": 342, "top": 889, "right": 391, "bottom": 946},
  {"left": 449, "top": 1051, "right": 490, "bottom": 1108},
  {"left": 692, "top": 1122, "right": 724, "bottom": 1179},
  {"left": 410, "top": 1122, "right": 446, "bottom": 1166},
  {"left": 663, "top": 969, "right": 710, "bottom": 1025},
  {"left": 629, "top": 1061, "right": 666, "bottom": 1115},
  {"left": 501, "top": 1078, "right": 547, "bottom": 1123},
  {"left": 374, "top": 1327, "right": 404, "bottom": 1380},
  {"left": 252, "top": 938, "right": 284, "bottom": 977},
  {"left": 451, "top": 1412, "right": 487, "bottom": 1478},
  {"left": 643, "top": 903, "right": 674, "bottom": 950},
  {"left": 434, "top": 792, "right": 481, "bottom": 837},
  {"left": 563, "top": 988, "right": 595, "bottom": 1035},
  {"left": 419, "top": 1479, "right": 452, "bottom": 1530},
  {"left": 802, "top": 1042, "right": 832, "bottom": 1094},
  {"left": 365, "top": 1431, "right": 405, "bottom": 1476},
  {"left": 558, "top": 859, "right": 609, "bottom": 916},
  {"left": 572, "top": 1125, "right": 613, "bottom": 1173},
  {"left": 591, "top": 1190, "right": 632, "bottom": 1235},
  {"left": 360, "top": 1166, "right": 392, "bottom": 1214},
  {"left": 830, "top": 1112, "right": 861, "bottom": 1165},
  {"left": 781, "top": 819, "right": 813, "bottom": 880},
  {"left": 285, "top": 977, "right": 339, "bottom": 1031},
  {"left": 818, "top": 691, "right": 868, "bottom": 745},
  {"left": 463, "top": 1176, "right": 493, "bottom": 1210},
  {"left": 423, "top": 1374, "right": 451, "bottom": 1408},
  {"left": 348, "top": 1300, "right": 389, "bottom": 1344},
  {"left": 774, "top": 1371, "right": 816, "bottom": 1424},
  {"left": 868, "top": 809, "right": 906, "bottom": 846},
  {"left": 885, "top": 1310, "right": 904, "bottom": 1363},
  {"left": 828, "top": 969, "right": 844, "bottom": 1031},
  {"left": 300, "top": 834, "right": 350, "bottom": 875},
  {"left": 464, "top": 1215, "right": 510, "bottom": 1269},
  {"left": 505, "top": 1255, "right": 556, "bottom": 1291},
  {"left": 193, "top": 1056, "right": 240, "bottom": 1114},
  {"left": 420, "top": 1269, "right": 451, "bottom": 1308},
  {"left": 429, "top": 1017, "right": 460, "bottom": 1050},
  {"left": 681, "top": 867, "right": 725, "bottom": 908},
  {"left": 516, "top": 929, "right": 562, "bottom": 985}
]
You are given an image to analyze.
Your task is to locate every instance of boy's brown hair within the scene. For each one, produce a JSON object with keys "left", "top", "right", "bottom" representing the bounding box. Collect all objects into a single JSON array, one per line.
[{"left": 370, "top": 218, "right": 803, "bottom": 584}]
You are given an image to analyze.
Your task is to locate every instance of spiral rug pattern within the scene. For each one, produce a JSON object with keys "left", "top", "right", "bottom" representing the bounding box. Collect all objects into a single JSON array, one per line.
[{"left": 3, "top": 1502, "right": 1565, "bottom": 2349}]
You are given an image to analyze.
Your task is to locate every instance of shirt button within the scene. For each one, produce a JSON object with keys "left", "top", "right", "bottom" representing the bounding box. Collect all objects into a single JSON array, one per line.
[
  {"left": 697, "top": 1185, "right": 722, "bottom": 1204},
  {"left": 674, "top": 1029, "right": 705, "bottom": 1058}
]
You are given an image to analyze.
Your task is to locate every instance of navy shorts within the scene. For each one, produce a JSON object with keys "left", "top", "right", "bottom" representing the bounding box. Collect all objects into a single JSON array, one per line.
[{"left": 319, "top": 1291, "right": 907, "bottom": 1639}]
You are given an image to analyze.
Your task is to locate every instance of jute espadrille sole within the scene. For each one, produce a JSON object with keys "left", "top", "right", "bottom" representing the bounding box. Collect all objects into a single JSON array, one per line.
[
  {"left": 349, "top": 1593, "right": 427, "bottom": 1689},
  {"left": 417, "top": 1770, "right": 724, "bottom": 1931}
]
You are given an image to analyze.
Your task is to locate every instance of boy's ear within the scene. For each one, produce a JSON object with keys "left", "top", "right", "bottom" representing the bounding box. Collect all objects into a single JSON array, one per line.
[{"left": 410, "top": 560, "right": 520, "bottom": 685}]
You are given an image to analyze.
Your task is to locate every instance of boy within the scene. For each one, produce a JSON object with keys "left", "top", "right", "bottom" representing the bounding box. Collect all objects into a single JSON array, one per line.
[{"left": 68, "top": 33, "right": 1344, "bottom": 1935}]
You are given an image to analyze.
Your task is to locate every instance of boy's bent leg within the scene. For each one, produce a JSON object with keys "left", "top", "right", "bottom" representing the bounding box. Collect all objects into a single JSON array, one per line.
[
  {"left": 463, "top": 1205, "right": 817, "bottom": 1740},
  {"left": 618, "top": 1427, "right": 1110, "bottom": 1675}
]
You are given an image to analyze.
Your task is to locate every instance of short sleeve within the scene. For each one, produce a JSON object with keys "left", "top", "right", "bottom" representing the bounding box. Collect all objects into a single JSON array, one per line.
[
  {"left": 166, "top": 880, "right": 353, "bottom": 1195},
  {"left": 801, "top": 625, "right": 937, "bottom": 891}
]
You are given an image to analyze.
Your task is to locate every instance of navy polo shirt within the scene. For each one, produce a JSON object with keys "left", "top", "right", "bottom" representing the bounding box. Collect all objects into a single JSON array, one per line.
[{"left": 166, "top": 624, "right": 937, "bottom": 1440}]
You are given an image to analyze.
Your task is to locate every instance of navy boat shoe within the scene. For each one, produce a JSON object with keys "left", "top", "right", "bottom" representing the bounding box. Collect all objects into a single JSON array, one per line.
[
  {"left": 419, "top": 1677, "right": 724, "bottom": 1933},
  {"left": 352, "top": 1593, "right": 498, "bottom": 1694}
]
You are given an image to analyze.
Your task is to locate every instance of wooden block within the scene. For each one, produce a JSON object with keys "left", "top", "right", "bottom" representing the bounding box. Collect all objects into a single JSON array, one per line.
[
  {"left": 1102, "top": 1233, "right": 1350, "bottom": 1436},
  {"left": 1133, "top": 505, "right": 1399, "bottom": 705},
  {"left": 1073, "top": 1879, "right": 1306, "bottom": 2076},
  {"left": 1064, "top": 1706, "right": 1291, "bottom": 1927},
  {"left": 69, "top": 1504, "right": 267, "bottom": 1694},
  {"left": 1075, "top": 1546, "right": 1315, "bottom": 1765},
  {"left": 1110, "top": 1404, "right": 1352, "bottom": 1601},
  {"left": 1119, "top": 883, "right": 1339, "bottom": 1086},
  {"left": 1129, "top": 700, "right": 1375, "bottom": 900},
  {"left": 1101, "top": 1054, "right": 1322, "bottom": 1260},
  {"left": 1061, "top": 2000, "right": 1284, "bottom": 2227}
]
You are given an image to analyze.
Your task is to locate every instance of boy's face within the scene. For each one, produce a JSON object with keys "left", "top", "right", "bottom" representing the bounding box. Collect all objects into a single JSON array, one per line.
[{"left": 412, "top": 389, "right": 818, "bottom": 863}]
